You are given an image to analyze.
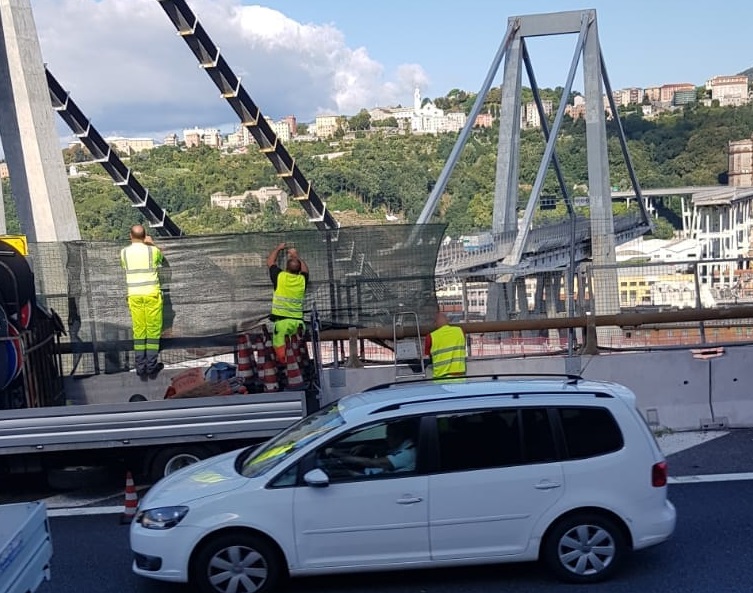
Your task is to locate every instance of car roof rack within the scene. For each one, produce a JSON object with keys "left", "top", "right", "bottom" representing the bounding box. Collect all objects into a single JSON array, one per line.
[{"left": 362, "top": 373, "right": 583, "bottom": 393}]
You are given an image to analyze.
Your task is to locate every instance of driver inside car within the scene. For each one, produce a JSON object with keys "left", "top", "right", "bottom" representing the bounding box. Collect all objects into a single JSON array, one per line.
[{"left": 327, "top": 421, "right": 416, "bottom": 475}]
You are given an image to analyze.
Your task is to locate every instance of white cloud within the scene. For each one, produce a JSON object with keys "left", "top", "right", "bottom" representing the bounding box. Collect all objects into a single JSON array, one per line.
[{"left": 28, "top": 0, "right": 429, "bottom": 137}]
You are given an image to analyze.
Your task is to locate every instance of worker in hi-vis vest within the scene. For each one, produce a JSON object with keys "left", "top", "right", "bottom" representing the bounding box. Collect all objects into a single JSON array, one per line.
[
  {"left": 267, "top": 242, "right": 309, "bottom": 361},
  {"left": 424, "top": 311, "right": 467, "bottom": 378},
  {"left": 121, "top": 224, "right": 164, "bottom": 379}
]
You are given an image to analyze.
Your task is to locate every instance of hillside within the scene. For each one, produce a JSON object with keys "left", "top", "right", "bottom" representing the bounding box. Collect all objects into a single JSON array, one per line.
[
  {"left": 739, "top": 66, "right": 753, "bottom": 80},
  {"left": 3, "top": 94, "right": 753, "bottom": 241}
]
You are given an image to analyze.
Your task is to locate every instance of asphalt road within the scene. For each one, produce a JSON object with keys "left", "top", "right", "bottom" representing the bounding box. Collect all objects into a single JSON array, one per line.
[{"left": 35, "top": 480, "right": 753, "bottom": 593}]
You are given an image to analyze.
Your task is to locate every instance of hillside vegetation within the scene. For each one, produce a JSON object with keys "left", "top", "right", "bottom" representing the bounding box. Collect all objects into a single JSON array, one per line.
[{"left": 2, "top": 91, "right": 753, "bottom": 241}]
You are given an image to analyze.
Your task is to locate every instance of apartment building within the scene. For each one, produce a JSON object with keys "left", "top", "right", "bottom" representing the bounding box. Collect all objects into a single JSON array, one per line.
[
  {"left": 270, "top": 120, "right": 291, "bottom": 142},
  {"left": 314, "top": 115, "right": 339, "bottom": 138},
  {"left": 183, "top": 127, "right": 222, "bottom": 148},
  {"left": 0, "top": 162, "right": 8, "bottom": 180},
  {"left": 163, "top": 133, "right": 179, "bottom": 147},
  {"left": 106, "top": 137, "right": 155, "bottom": 153},
  {"left": 660, "top": 83, "right": 695, "bottom": 104},
  {"left": 283, "top": 115, "right": 297, "bottom": 137},
  {"left": 644, "top": 86, "right": 661, "bottom": 102},
  {"left": 613, "top": 87, "right": 643, "bottom": 107},
  {"left": 210, "top": 186, "right": 289, "bottom": 212},
  {"left": 729, "top": 136, "right": 753, "bottom": 186},
  {"left": 474, "top": 112, "right": 494, "bottom": 128},
  {"left": 706, "top": 75, "right": 750, "bottom": 107},
  {"left": 522, "top": 100, "right": 553, "bottom": 129}
]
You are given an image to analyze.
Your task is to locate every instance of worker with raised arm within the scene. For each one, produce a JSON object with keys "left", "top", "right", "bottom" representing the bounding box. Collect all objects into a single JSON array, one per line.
[
  {"left": 267, "top": 242, "right": 309, "bottom": 361},
  {"left": 121, "top": 224, "right": 164, "bottom": 379},
  {"left": 424, "top": 311, "right": 467, "bottom": 378}
]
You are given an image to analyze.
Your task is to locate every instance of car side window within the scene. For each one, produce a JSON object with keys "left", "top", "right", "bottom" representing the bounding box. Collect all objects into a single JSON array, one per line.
[
  {"left": 521, "top": 408, "right": 557, "bottom": 463},
  {"left": 315, "top": 418, "right": 420, "bottom": 482},
  {"left": 436, "top": 409, "right": 522, "bottom": 472},
  {"left": 558, "top": 407, "right": 624, "bottom": 459}
]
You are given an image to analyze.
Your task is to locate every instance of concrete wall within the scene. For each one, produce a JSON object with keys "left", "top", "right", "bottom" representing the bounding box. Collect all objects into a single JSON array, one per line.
[{"left": 320, "top": 344, "right": 753, "bottom": 432}]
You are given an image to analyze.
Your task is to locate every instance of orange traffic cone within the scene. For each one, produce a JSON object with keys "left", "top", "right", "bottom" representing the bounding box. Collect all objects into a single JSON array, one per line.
[
  {"left": 258, "top": 333, "right": 279, "bottom": 392},
  {"left": 285, "top": 335, "right": 304, "bottom": 390},
  {"left": 236, "top": 333, "right": 257, "bottom": 386},
  {"left": 295, "top": 326, "right": 312, "bottom": 377},
  {"left": 120, "top": 471, "right": 139, "bottom": 524}
]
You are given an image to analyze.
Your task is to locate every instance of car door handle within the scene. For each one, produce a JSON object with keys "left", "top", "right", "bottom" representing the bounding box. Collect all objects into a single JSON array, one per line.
[
  {"left": 534, "top": 481, "right": 562, "bottom": 490},
  {"left": 396, "top": 496, "right": 423, "bottom": 504}
]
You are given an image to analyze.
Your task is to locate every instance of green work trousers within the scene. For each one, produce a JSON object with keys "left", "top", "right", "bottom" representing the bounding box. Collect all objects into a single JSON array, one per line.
[
  {"left": 127, "top": 292, "right": 163, "bottom": 375},
  {"left": 273, "top": 318, "right": 304, "bottom": 361}
]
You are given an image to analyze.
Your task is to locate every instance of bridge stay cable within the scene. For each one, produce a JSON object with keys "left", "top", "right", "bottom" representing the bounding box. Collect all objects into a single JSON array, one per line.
[
  {"left": 45, "top": 67, "right": 183, "bottom": 237},
  {"left": 156, "top": 0, "right": 338, "bottom": 233},
  {"left": 156, "top": 0, "right": 391, "bottom": 302}
]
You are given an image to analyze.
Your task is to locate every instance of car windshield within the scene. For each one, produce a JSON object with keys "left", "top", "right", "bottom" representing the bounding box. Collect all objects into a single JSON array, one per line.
[{"left": 238, "top": 402, "right": 345, "bottom": 478}]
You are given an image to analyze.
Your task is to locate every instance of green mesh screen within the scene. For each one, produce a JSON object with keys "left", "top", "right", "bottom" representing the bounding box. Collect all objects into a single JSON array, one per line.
[{"left": 28, "top": 225, "right": 445, "bottom": 375}]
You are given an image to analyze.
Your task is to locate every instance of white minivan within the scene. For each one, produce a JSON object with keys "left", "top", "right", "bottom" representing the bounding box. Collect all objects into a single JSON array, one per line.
[{"left": 131, "top": 376, "right": 676, "bottom": 593}]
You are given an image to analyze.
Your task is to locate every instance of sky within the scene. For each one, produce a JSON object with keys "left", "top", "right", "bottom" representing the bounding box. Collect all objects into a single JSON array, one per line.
[{"left": 8, "top": 0, "right": 753, "bottom": 142}]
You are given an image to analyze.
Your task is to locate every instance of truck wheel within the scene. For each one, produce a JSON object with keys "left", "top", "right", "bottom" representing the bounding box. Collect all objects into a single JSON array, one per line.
[
  {"left": 47, "top": 465, "right": 110, "bottom": 491},
  {"left": 191, "top": 532, "right": 284, "bottom": 593},
  {"left": 149, "top": 445, "right": 215, "bottom": 482}
]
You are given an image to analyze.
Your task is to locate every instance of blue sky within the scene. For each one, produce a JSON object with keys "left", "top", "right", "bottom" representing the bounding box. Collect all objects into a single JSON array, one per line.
[
  {"left": 257, "top": 0, "right": 751, "bottom": 98},
  {"left": 9, "top": 0, "right": 753, "bottom": 140}
]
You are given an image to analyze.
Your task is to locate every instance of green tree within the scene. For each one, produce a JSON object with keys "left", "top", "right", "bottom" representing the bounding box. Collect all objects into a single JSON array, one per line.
[{"left": 348, "top": 109, "right": 371, "bottom": 131}]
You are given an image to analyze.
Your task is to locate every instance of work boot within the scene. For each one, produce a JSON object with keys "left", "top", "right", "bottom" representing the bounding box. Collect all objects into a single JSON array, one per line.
[{"left": 148, "top": 362, "right": 164, "bottom": 380}]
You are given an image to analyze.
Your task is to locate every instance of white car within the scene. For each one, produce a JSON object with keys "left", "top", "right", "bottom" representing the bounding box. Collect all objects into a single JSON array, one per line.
[{"left": 131, "top": 376, "right": 676, "bottom": 593}]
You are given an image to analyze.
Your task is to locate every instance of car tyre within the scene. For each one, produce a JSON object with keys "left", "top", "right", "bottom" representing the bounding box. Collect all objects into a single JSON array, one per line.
[
  {"left": 542, "top": 512, "right": 626, "bottom": 584},
  {"left": 192, "top": 532, "right": 284, "bottom": 593}
]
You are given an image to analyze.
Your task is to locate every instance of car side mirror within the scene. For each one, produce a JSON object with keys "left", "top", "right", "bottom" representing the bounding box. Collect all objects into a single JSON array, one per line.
[{"left": 303, "top": 468, "right": 330, "bottom": 487}]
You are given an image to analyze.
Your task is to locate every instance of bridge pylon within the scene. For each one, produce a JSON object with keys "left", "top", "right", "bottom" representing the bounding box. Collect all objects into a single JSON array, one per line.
[{"left": 421, "top": 9, "right": 652, "bottom": 330}]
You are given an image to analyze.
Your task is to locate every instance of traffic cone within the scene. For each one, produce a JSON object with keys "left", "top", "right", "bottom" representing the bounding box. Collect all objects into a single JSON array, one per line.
[
  {"left": 285, "top": 335, "right": 304, "bottom": 390},
  {"left": 236, "top": 333, "right": 257, "bottom": 386},
  {"left": 258, "top": 332, "right": 279, "bottom": 392},
  {"left": 295, "top": 325, "right": 312, "bottom": 378},
  {"left": 120, "top": 471, "right": 139, "bottom": 524}
]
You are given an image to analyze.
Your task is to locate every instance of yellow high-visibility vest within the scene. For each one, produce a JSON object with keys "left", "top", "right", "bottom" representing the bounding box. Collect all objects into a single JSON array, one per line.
[
  {"left": 271, "top": 271, "right": 305, "bottom": 319},
  {"left": 430, "top": 324, "right": 467, "bottom": 377},
  {"left": 120, "top": 243, "right": 162, "bottom": 297}
]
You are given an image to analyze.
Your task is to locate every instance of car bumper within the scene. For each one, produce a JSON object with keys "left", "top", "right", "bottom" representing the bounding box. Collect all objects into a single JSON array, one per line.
[
  {"left": 632, "top": 499, "right": 676, "bottom": 550},
  {"left": 130, "top": 523, "right": 204, "bottom": 583}
]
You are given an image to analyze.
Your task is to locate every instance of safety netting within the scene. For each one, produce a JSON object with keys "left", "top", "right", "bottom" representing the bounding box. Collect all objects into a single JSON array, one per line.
[{"left": 27, "top": 225, "right": 446, "bottom": 375}]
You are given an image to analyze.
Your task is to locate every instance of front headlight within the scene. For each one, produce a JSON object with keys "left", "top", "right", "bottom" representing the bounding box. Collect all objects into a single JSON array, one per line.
[{"left": 136, "top": 506, "right": 189, "bottom": 530}]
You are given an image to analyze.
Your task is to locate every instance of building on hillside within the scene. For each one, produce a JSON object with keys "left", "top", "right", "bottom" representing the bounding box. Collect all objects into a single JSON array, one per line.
[
  {"left": 565, "top": 95, "right": 586, "bottom": 119},
  {"left": 659, "top": 83, "right": 695, "bottom": 105},
  {"left": 105, "top": 137, "right": 155, "bottom": 154},
  {"left": 210, "top": 186, "right": 289, "bottom": 212},
  {"left": 0, "top": 162, "right": 8, "bottom": 179},
  {"left": 183, "top": 127, "right": 222, "bottom": 148},
  {"left": 613, "top": 87, "right": 643, "bottom": 107},
  {"left": 163, "top": 133, "right": 179, "bottom": 147},
  {"left": 270, "top": 120, "right": 291, "bottom": 142},
  {"left": 314, "top": 115, "right": 339, "bottom": 138},
  {"left": 474, "top": 112, "right": 494, "bottom": 128},
  {"left": 283, "top": 115, "right": 297, "bottom": 137},
  {"left": 672, "top": 89, "right": 697, "bottom": 106},
  {"left": 644, "top": 86, "right": 661, "bottom": 103},
  {"left": 522, "top": 100, "right": 553, "bottom": 129},
  {"left": 706, "top": 75, "right": 749, "bottom": 107},
  {"left": 729, "top": 136, "right": 753, "bottom": 187}
]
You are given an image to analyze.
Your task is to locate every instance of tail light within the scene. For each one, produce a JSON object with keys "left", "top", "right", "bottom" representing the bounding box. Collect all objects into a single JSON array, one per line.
[{"left": 652, "top": 461, "right": 668, "bottom": 487}]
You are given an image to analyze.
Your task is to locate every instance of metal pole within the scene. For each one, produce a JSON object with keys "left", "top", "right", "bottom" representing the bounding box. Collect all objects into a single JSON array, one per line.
[
  {"left": 325, "top": 232, "right": 339, "bottom": 368},
  {"left": 693, "top": 261, "right": 707, "bottom": 344}
]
